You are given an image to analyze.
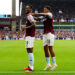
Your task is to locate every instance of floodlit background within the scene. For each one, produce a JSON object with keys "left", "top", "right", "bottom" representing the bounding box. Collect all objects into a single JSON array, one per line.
[{"left": 0, "top": 0, "right": 19, "bottom": 16}]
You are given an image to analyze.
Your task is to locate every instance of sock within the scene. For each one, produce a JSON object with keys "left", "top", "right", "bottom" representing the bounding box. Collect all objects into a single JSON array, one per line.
[
  {"left": 52, "top": 57, "right": 56, "bottom": 65},
  {"left": 46, "top": 57, "right": 50, "bottom": 65},
  {"left": 28, "top": 53, "right": 34, "bottom": 70}
]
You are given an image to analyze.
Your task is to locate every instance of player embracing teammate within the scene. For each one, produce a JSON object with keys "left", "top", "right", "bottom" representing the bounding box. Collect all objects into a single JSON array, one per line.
[
  {"left": 22, "top": 5, "right": 57, "bottom": 73},
  {"left": 32, "top": 5, "right": 57, "bottom": 71}
]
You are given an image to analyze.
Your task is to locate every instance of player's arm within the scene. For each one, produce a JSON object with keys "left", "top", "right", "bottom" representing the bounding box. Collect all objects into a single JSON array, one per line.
[
  {"left": 32, "top": 13, "right": 52, "bottom": 19},
  {"left": 26, "top": 22, "right": 36, "bottom": 29},
  {"left": 21, "top": 22, "right": 36, "bottom": 31},
  {"left": 34, "top": 16, "right": 43, "bottom": 21},
  {"left": 21, "top": 15, "right": 36, "bottom": 31},
  {"left": 32, "top": 13, "right": 49, "bottom": 16}
]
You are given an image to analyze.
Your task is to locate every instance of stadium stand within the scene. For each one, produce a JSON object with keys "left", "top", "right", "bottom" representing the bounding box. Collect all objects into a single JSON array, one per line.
[
  {"left": 0, "top": 0, "right": 75, "bottom": 40},
  {"left": 21, "top": 0, "right": 75, "bottom": 20},
  {"left": 0, "top": 30, "right": 75, "bottom": 40}
]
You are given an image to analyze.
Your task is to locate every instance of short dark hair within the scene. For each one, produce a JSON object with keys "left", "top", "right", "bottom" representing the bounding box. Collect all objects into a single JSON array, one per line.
[
  {"left": 44, "top": 6, "right": 51, "bottom": 11},
  {"left": 26, "top": 5, "right": 33, "bottom": 9}
]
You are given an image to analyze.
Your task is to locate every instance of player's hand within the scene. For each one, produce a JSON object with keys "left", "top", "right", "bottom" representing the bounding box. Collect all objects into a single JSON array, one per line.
[{"left": 21, "top": 26, "right": 26, "bottom": 31}]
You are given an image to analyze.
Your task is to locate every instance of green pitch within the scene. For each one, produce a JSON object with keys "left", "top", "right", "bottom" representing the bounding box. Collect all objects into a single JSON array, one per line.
[{"left": 0, "top": 40, "right": 75, "bottom": 75}]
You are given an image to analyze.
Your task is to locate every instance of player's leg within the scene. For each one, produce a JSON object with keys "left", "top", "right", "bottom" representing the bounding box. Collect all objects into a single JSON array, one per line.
[
  {"left": 44, "top": 45, "right": 52, "bottom": 70},
  {"left": 49, "top": 46, "right": 56, "bottom": 65},
  {"left": 48, "top": 33, "right": 57, "bottom": 71},
  {"left": 43, "top": 34, "right": 51, "bottom": 70},
  {"left": 24, "top": 48, "right": 34, "bottom": 70},
  {"left": 24, "top": 36, "right": 35, "bottom": 73},
  {"left": 25, "top": 48, "right": 34, "bottom": 73},
  {"left": 44, "top": 45, "right": 49, "bottom": 57},
  {"left": 44, "top": 45, "right": 50, "bottom": 66},
  {"left": 49, "top": 46, "right": 55, "bottom": 57},
  {"left": 49, "top": 46, "right": 57, "bottom": 71}
]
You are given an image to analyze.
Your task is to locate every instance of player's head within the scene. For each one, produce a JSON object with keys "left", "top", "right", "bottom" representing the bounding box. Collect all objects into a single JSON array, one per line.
[
  {"left": 44, "top": 6, "right": 51, "bottom": 13},
  {"left": 25, "top": 5, "right": 32, "bottom": 14}
]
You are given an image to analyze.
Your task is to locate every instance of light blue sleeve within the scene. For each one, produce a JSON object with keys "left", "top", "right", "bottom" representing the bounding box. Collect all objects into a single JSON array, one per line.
[
  {"left": 47, "top": 13, "right": 53, "bottom": 19},
  {"left": 39, "top": 16, "right": 44, "bottom": 20},
  {"left": 27, "top": 15, "right": 35, "bottom": 23}
]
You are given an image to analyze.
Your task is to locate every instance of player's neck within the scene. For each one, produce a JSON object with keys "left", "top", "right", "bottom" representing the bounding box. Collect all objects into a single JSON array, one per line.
[
  {"left": 26, "top": 12, "right": 32, "bottom": 16},
  {"left": 27, "top": 13, "right": 32, "bottom": 16}
]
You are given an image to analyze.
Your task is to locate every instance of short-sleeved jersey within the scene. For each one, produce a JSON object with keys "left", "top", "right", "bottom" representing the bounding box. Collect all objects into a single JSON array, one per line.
[
  {"left": 26, "top": 14, "right": 35, "bottom": 37},
  {"left": 43, "top": 12, "right": 54, "bottom": 34}
]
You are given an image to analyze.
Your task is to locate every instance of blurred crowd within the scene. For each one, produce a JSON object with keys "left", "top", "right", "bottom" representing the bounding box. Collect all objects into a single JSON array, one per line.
[
  {"left": 35, "top": 30, "right": 75, "bottom": 40},
  {"left": 55, "top": 31, "right": 75, "bottom": 40},
  {"left": 22, "top": 0, "right": 75, "bottom": 22},
  {"left": 0, "top": 30, "right": 75, "bottom": 40},
  {"left": 0, "top": 31, "right": 25, "bottom": 40}
]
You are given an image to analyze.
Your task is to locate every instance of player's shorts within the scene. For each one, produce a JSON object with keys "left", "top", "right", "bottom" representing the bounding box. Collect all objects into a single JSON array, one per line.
[
  {"left": 43, "top": 32, "right": 54, "bottom": 46},
  {"left": 25, "top": 36, "right": 35, "bottom": 48}
]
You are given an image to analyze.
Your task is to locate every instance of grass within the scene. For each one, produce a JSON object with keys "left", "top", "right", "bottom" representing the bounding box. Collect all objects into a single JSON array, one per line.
[{"left": 0, "top": 40, "right": 75, "bottom": 75}]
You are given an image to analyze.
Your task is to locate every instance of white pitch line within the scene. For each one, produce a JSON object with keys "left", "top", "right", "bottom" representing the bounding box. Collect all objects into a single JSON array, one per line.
[
  {"left": 0, "top": 71, "right": 75, "bottom": 73},
  {"left": 33, "top": 71, "right": 75, "bottom": 74}
]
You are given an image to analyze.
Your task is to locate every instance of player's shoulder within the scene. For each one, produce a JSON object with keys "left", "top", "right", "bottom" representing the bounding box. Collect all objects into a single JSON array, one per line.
[
  {"left": 47, "top": 12, "right": 53, "bottom": 16},
  {"left": 47, "top": 12, "right": 53, "bottom": 18},
  {"left": 27, "top": 13, "right": 33, "bottom": 17},
  {"left": 27, "top": 13, "right": 35, "bottom": 22},
  {"left": 27, "top": 14, "right": 34, "bottom": 19}
]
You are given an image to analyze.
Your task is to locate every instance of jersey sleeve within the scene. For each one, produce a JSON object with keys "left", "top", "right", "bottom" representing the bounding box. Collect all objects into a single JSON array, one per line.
[
  {"left": 27, "top": 15, "right": 35, "bottom": 23},
  {"left": 39, "top": 16, "right": 44, "bottom": 20},
  {"left": 47, "top": 13, "right": 53, "bottom": 19}
]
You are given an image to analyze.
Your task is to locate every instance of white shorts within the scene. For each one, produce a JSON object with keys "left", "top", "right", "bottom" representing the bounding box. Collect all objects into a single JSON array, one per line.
[
  {"left": 25, "top": 36, "right": 35, "bottom": 48},
  {"left": 43, "top": 33, "right": 54, "bottom": 46}
]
